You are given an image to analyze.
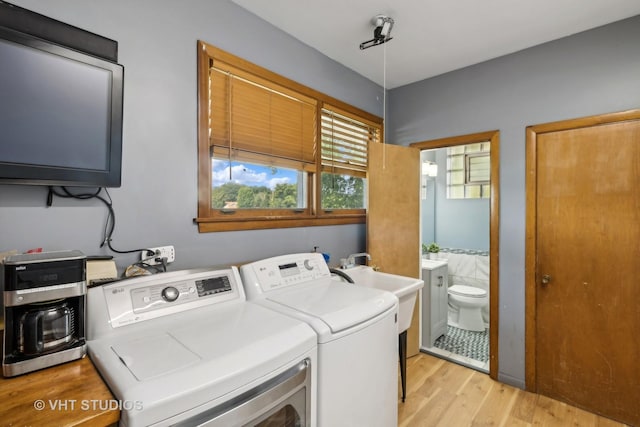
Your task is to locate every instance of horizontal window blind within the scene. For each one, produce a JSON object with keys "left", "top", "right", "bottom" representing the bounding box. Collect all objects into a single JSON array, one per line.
[
  {"left": 209, "top": 61, "right": 317, "bottom": 170},
  {"left": 321, "top": 106, "right": 380, "bottom": 177},
  {"left": 446, "top": 141, "right": 491, "bottom": 199},
  {"left": 466, "top": 154, "right": 490, "bottom": 183},
  {"left": 197, "top": 42, "right": 383, "bottom": 230}
]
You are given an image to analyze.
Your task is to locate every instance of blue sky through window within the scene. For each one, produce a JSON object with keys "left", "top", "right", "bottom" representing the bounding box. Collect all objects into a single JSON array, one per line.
[{"left": 212, "top": 158, "right": 297, "bottom": 189}]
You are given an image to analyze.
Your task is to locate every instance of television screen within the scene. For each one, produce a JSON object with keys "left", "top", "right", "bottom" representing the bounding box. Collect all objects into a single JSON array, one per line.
[{"left": 0, "top": 26, "right": 123, "bottom": 187}]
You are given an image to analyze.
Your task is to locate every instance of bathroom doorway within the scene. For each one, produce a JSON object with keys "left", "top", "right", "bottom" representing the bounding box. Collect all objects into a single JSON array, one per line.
[{"left": 410, "top": 130, "right": 499, "bottom": 379}]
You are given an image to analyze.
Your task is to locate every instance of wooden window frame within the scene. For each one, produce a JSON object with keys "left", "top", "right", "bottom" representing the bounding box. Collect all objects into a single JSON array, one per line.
[
  {"left": 319, "top": 105, "right": 378, "bottom": 216},
  {"left": 195, "top": 41, "right": 381, "bottom": 232}
]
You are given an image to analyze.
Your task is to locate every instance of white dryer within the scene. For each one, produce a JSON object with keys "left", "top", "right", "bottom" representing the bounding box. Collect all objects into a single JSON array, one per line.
[
  {"left": 240, "top": 253, "right": 399, "bottom": 427},
  {"left": 87, "top": 267, "right": 317, "bottom": 427}
]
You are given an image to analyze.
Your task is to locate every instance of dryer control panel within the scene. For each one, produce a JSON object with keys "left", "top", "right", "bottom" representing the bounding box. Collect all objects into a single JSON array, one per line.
[
  {"left": 242, "top": 253, "right": 331, "bottom": 296},
  {"left": 97, "top": 267, "right": 243, "bottom": 328}
]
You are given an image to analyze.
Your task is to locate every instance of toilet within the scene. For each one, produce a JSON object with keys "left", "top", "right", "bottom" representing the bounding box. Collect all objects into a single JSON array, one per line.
[{"left": 447, "top": 285, "right": 488, "bottom": 332}]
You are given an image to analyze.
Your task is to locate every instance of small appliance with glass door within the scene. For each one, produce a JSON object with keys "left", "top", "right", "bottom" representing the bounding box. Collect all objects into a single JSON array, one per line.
[{"left": 2, "top": 250, "right": 87, "bottom": 377}]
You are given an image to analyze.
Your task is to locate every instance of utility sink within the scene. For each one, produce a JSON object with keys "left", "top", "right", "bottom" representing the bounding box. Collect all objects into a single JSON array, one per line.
[{"left": 331, "top": 266, "right": 424, "bottom": 333}]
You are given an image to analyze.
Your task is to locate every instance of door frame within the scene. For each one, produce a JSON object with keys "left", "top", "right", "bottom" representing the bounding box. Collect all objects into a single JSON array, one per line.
[
  {"left": 411, "top": 129, "right": 500, "bottom": 380},
  {"left": 524, "top": 109, "right": 640, "bottom": 391}
]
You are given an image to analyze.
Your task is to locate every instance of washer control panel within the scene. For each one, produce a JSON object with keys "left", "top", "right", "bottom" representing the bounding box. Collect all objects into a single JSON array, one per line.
[
  {"left": 244, "top": 253, "right": 331, "bottom": 294},
  {"left": 102, "top": 268, "right": 241, "bottom": 328}
]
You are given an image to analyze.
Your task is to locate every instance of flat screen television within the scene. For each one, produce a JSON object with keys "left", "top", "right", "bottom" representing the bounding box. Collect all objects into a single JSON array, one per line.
[{"left": 0, "top": 25, "right": 124, "bottom": 187}]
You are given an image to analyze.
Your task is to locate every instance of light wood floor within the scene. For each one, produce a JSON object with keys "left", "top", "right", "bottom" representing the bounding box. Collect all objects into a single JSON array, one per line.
[{"left": 398, "top": 353, "right": 629, "bottom": 427}]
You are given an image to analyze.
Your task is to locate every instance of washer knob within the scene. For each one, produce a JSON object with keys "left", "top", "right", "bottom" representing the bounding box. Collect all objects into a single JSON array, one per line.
[
  {"left": 303, "top": 259, "right": 314, "bottom": 270},
  {"left": 161, "top": 286, "right": 179, "bottom": 302}
]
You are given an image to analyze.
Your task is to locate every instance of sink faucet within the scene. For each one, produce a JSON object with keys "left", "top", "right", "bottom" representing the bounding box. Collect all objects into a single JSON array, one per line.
[{"left": 343, "top": 253, "right": 371, "bottom": 269}]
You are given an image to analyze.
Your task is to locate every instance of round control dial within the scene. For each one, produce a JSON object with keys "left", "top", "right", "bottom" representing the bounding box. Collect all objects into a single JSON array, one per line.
[{"left": 161, "top": 286, "right": 180, "bottom": 302}]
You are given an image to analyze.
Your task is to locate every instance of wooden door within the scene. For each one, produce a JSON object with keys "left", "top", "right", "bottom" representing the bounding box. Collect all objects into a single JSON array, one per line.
[
  {"left": 368, "top": 141, "right": 421, "bottom": 356},
  {"left": 526, "top": 110, "right": 640, "bottom": 426}
]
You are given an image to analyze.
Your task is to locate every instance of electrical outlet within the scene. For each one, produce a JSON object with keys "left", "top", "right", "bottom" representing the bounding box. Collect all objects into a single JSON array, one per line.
[{"left": 141, "top": 245, "right": 175, "bottom": 265}]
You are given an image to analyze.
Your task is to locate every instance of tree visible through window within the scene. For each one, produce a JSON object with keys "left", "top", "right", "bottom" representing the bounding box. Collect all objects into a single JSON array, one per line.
[
  {"left": 321, "top": 173, "right": 366, "bottom": 209},
  {"left": 211, "top": 161, "right": 305, "bottom": 210},
  {"left": 196, "top": 41, "right": 382, "bottom": 232}
]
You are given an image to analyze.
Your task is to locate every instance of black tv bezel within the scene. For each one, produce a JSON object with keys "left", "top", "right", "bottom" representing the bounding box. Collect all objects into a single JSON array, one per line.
[{"left": 0, "top": 25, "right": 124, "bottom": 188}]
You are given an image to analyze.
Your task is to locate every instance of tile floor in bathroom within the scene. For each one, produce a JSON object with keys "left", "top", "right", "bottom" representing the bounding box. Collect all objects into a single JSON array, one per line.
[{"left": 423, "top": 325, "right": 489, "bottom": 373}]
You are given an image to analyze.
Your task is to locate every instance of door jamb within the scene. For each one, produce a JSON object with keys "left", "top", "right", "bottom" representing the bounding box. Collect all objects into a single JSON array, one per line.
[
  {"left": 411, "top": 129, "right": 500, "bottom": 380},
  {"left": 524, "top": 109, "right": 640, "bottom": 391}
]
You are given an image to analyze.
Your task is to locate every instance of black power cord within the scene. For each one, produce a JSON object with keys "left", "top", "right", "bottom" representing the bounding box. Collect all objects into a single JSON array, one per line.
[{"left": 46, "top": 186, "right": 155, "bottom": 257}]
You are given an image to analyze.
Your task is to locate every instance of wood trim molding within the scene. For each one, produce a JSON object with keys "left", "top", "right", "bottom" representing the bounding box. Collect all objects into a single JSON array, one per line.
[
  {"left": 524, "top": 126, "right": 538, "bottom": 391},
  {"left": 488, "top": 132, "right": 500, "bottom": 382},
  {"left": 197, "top": 40, "right": 212, "bottom": 220},
  {"left": 411, "top": 130, "right": 500, "bottom": 380},
  {"left": 526, "top": 109, "right": 640, "bottom": 135},
  {"left": 195, "top": 215, "right": 365, "bottom": 232},
  {"left": 411, "top": 130, "right": 499, "bottom": 150},
  {"left": 524, "top": 109, "right": 640, "bottom": 392}
]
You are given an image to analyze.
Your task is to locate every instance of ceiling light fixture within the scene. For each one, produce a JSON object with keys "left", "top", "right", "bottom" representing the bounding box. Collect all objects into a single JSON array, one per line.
[{"left": 359, "top": 15, "right": 394, "bottom": 50}]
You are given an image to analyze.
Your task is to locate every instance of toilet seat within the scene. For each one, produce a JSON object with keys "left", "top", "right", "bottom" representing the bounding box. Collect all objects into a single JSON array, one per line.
[{"left": 448, "top": 285, "right": 486, "bottom": 298}]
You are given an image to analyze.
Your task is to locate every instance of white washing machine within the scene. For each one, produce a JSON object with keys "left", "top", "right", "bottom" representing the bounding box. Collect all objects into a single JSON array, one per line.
[
  {"left": 240, "top": 253, "right": 399, "bottom": 427},
  {"left": 87, "top": 267, "right": 317, "bottom": 427}
]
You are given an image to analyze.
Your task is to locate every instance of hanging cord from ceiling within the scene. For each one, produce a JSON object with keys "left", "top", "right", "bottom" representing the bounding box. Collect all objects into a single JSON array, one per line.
[
  {"left": 382, "top": 37, "right": 387, "bottom": 169},
  {"left": 360, "top": 14, "right": 394, "bottom": 169}
]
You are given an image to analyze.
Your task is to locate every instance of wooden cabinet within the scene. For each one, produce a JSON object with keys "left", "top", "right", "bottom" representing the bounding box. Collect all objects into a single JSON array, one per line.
[
  {"left": 0, "top": 330, "right": 119, "bottom": 427},
  {"left": 421, "top": 261, "right": 448, "bottom": 348}
]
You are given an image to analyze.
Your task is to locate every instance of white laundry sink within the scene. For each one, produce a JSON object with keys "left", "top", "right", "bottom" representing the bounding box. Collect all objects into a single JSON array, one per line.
[{"left": 331, "top": 266, "right": 424, "bottom": 333}]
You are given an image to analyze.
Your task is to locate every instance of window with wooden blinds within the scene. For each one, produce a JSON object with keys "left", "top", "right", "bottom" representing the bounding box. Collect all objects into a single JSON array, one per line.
[
  {"left": 209, "top": 62, "right": 317, "bottom": 171},
  {"left": 196, "top": 41, "right": 382, "bottom": 232},
  {"left": 321, "top": 106, "right": 380, "bottom": 177}
]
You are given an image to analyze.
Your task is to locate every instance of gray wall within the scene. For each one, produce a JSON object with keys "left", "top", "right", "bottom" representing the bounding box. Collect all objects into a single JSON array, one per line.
[
  {"left": 388, "top": 15, "right": 640, "bottom": 387},
  {"left": 1, "top": 0, "right": 384, "bottom": 270},
  {"left": 3, "top": 0, "right": 639, "bottom": 390}
]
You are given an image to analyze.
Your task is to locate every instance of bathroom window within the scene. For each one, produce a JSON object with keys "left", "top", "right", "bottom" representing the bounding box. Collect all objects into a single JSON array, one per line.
[
  {"left": 447, "top": 142, "right": 490, "bottom": 199},
  {"left": 195, "top": 41, "right": 380, "bottom": 232}
]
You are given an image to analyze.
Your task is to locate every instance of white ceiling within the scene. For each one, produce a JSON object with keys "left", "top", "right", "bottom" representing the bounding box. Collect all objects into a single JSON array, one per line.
[{"left": 232, "top": 0, "right": 640, "bottom": 89}]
